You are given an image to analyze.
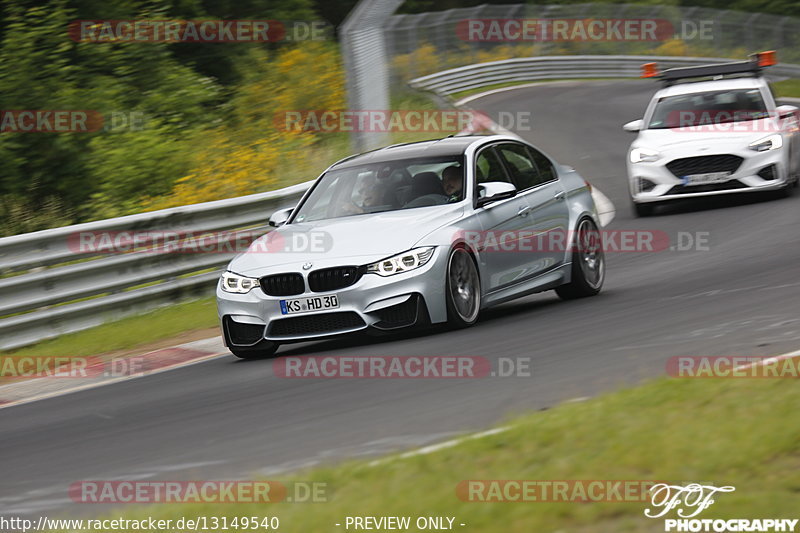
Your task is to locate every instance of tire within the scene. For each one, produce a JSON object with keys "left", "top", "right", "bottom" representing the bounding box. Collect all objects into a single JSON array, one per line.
[
  {"left": 556, "top": 217, "right": 605, "bottom": 300},
  {"left": 777, "top": 178, "right": 796, "bottom": 198},
  {"left": 229, "top": 342, "right": 279, "bottom": 359},
  {"left": 777, "top": 159, "right": 799, "bottom": 196},
  {"left": 445, "top": 247, "right": 481, "bottom": 328},
  {"left": 632, "top": 201, "right": 655, "bottom": 217}
]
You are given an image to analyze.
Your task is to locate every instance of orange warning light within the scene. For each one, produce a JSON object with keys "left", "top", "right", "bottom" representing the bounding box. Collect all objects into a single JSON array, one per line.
[
  {"left": 757, "top": 50, "right": 777, "bottom": 67},
  {"left": 641, "top": 62, "right": 659, "bottom": 78}
]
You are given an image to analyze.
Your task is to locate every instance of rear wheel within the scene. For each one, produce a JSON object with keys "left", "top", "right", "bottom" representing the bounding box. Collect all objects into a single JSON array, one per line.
[
  {"left": 445, "top": 247, "right": 481, "bottom": 328},
  {"left": 229, "top": 342, "right": 279, "bottom": 359},
  {"left": 556, "top": 218, "right": 605, "bottom": 300}
]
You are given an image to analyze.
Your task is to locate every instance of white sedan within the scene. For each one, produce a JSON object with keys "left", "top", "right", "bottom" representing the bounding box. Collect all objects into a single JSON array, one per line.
[{"left": 624, "top": 57, "right": 800, "bottom": 216}]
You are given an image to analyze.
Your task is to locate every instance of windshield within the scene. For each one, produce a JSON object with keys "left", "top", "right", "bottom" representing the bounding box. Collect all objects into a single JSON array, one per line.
[
  {"left": 291, "top": 155, "right": 466, "bottom": 223},
  {"left": 647, "top": 89, "right": 768, "bottom": 129}
]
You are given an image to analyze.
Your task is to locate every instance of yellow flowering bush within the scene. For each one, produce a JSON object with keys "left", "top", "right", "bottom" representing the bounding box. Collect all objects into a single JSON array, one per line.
[
  {"left": 654, "top": 38, "right": 689, "bottom": 56},
  {"left": 143, "top": 43, "right": 345, "bottom": 210}
]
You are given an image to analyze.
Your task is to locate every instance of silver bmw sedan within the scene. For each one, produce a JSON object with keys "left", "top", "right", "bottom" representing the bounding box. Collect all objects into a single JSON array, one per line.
[{"left": 217, "top": 135, "right": 604, "bottom": 358}]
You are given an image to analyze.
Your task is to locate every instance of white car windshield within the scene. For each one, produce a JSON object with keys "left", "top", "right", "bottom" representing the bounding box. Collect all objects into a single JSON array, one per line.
[
  {"left": 291, "top": 156, "right": 465, "bottom": 223},
  {"left": 647, "top": 89, "right": 769, "bottom": 129}
]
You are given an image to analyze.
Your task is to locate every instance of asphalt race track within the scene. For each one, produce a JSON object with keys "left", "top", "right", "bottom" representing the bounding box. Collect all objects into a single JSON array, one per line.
[{"left": 3, "top": 80, "right": 800, "bottom": 517}]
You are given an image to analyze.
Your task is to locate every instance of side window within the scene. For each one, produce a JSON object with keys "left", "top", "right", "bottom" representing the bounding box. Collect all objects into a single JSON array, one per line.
[
  {"left": 526, "top": 146, "right": 557, "bottom": 184},
  {"left": 497, "top": 143, "right": 541, "bottom": 190},
  {"left": 475, "top": 147, "right": 511, "bottom": 185}
]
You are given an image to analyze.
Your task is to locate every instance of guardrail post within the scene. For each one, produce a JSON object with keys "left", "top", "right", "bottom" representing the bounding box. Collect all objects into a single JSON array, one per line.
[{"left": 340, "top": 0, "right": 405, "bottom": 153}]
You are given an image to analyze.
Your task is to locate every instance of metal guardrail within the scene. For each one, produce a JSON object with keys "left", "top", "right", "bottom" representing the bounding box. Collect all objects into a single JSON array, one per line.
[
  {"left": 0, "top": 181, "right": 313, "bottom": 350},
  {"left": 409, "top": 55, "right": 800, "bottom": 98}
]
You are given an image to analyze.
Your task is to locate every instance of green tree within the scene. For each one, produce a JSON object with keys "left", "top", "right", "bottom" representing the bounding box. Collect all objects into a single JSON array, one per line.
[{"left": 0, "top": 0, "right": 221, "bottom": 230}]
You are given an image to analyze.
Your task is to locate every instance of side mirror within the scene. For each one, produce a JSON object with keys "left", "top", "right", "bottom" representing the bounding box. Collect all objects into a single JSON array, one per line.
[
  {"left": 476, "top": 182, "right": 517, "bottom": 208},
  {"left": 623, "top": 119, "right": 644, "bottom": 133},
  {"left": 268, "top": 207, "right": 293, "bottom": 227},
  {"left": 776, "top": 104, "right": 799, "bottom": 118}
]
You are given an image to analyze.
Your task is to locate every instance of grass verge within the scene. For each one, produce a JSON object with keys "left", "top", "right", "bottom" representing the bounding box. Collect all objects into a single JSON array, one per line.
[
  {"left": 54, "top": 374, "right": 800, "bottom": 532},
  {"left": 773, "top": 79, "right": 800, "bottom": 99}
]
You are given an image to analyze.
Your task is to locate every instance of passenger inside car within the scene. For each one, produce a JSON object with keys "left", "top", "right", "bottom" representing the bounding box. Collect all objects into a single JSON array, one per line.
[{"left": 442, "top": 165, "right": 464, "bottom": 202}]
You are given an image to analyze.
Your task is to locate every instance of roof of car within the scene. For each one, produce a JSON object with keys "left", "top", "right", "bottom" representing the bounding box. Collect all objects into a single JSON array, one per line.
[
  {"left": 330, "top": 135, "right": 502, "bottom": 169},
  {"left": 654, "top": 76, "right": 768, "bottom": 98}
]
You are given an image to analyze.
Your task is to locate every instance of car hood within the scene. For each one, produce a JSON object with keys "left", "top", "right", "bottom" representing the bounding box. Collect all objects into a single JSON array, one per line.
[
  {"left": 228, "top": 204, "right": 464, "bottom": 275},
  {"left": 634, "top": 120, "right": 776, "bottom": 150}
]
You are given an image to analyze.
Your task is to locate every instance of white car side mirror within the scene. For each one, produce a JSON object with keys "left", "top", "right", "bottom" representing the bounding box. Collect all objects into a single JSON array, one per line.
[
  {"left": 623, "top": 119, "right": 644, "bottom": 133},
  {"left": 477, "top": 182, "right": 517, "bottom": 207},
  {"left": 268, "top": 207, "right": 293, "bottom": 227},
  {"left": 776, "top": 104, "right": 799, "bottom": 118}
]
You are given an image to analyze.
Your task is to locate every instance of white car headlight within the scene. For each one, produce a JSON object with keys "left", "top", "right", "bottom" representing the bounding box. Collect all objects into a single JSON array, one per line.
[
  {"left": 221, "top": 271, "right": 260, "bottom": 293},
  {"left": 748, "top": 134, "right": 783, "bottom": 152},
  {"left": 365, "top": 247, "right": 435, "bottom": 277},
  {"left": 629, "top": 147, "right": 661, "bottom": 163}
]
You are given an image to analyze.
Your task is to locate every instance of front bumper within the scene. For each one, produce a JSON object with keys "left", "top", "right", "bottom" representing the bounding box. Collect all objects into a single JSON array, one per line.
[
  {"left": 628, "top": 147, "right": 788, "bottom": 203},
  {"left": 216, "top": 248, "right": 448, "bottom": 346}
]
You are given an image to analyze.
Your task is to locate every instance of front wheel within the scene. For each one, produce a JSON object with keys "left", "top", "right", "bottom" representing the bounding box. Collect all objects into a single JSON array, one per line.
[
  {"left": 777, "top": 178, "right": 796, "bottom": 198},
  {"left": 229, "top": 342, "right": 279, "bottom": 359},
  {"left": 556, "top": 218, "right": 605, "bottom": 300},
  {"left": 632, "top": 201, "right": 655, "bottom": 217},
  {"left": 445, "top": 247, "right": 481, "bottom": 328}
]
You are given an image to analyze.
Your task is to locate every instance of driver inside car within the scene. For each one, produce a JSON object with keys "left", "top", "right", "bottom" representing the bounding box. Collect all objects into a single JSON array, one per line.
[{"left": 338, "top": 175, "right": 388, "bottom": 216}]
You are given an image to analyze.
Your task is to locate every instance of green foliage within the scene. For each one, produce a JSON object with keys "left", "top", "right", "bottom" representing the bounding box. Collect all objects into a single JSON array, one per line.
[
  {"left": 0, "top": 0, "right": 330, "bottom": 235},
  {"left": 0, "top": 0, "right": 222, "bottom": 231}
]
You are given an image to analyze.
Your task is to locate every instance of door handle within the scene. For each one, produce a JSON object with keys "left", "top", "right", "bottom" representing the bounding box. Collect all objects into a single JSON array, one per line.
[
  {"left": 553, "top": 190, "right": 566, "bottom": 201},
  {"left": 517, "top": 205, "right": 531, "bottom": 217}
]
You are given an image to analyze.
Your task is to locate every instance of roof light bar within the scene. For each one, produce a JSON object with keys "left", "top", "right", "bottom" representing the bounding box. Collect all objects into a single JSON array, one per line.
[{"left": 641, "top": 51, "right": 777, "bottom": 86}]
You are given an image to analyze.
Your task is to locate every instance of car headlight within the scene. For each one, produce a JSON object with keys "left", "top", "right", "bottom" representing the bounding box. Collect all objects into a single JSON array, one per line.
[
  {"left": 629, "top": 147, "right": 661, "bottom": 163},
  {"left": 221, "top": 271, "right": 260, "bottom": 293},
  {"left": 365, "top": 247, "right": 435, "bottom": 277},
  {"left": 748, "top": 134, "right": 783, "bottom": 152}
]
